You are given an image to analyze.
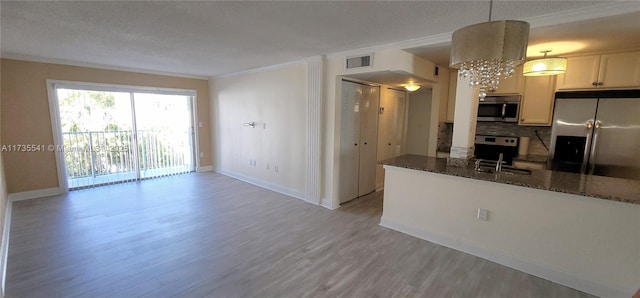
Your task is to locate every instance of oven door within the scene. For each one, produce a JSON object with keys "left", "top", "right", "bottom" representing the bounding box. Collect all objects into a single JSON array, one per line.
[{"left": 477, "top": 102, "right": 519, "bottom": 122}]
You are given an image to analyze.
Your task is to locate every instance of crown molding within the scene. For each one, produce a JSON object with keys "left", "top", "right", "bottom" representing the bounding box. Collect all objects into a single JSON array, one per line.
[
  {"left": 0, "top": 53, "right": 210, "bottom": 80},
  {"left": 215, "top": 56, "right": 323, "bottom": 79},
  {"left": 326, "top": 32, "right": 452, "bottom": 59},
  {"left": 4, "top": 2, "right": 636, "bottom": 79},
  {"left": 524, "top": 1, "right": 640, "bottom": 28}
]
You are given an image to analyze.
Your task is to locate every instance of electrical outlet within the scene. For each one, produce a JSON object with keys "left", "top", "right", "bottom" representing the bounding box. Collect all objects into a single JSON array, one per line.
[
  {"left": 199, "top": 152, "right": 204, "bottom": 158},
  {"left": 477, "top": 208, "right": 489, "bottom": 221}
]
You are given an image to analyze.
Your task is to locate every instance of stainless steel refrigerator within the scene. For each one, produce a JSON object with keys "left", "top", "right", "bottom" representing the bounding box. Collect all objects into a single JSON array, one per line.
[{"left": 549, "top": 90, "right": 640, "bottom": 180}]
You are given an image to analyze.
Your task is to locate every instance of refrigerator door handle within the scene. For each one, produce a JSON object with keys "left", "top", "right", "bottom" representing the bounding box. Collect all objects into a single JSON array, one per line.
[
  {"left": 587, "top": 120, "right": 602, "bottom": 175},
  {"left": 581, "top": 121, "right": 595, "bottom": 174}
]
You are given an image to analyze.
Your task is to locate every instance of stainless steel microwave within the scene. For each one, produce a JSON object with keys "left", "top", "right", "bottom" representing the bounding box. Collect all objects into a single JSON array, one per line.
[{"left": 477, "top": 95, "right": 521, "bottom": 122}]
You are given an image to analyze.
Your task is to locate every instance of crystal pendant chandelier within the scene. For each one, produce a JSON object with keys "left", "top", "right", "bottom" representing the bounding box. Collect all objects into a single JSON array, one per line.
[{"left": 449, "top": 0, "right": 530, "bottom": 100}]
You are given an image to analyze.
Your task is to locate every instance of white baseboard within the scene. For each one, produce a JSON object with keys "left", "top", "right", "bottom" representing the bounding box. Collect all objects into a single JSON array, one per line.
[
  {"left": 7, "top": 187, "right": 62, "bottom": 202},
  {"left": 214, "top": 168, "right": 306, "bottom": 202},
  {"left": 320, "top": 197, "right": 339, "bottom": 210},
  {"left": 2, "top": 186, "right": 63, "bottom": 293},
  {"left": 379, "top": 216, "right": 629, "bottom": 298},
  {"left": 196, "top": 165, "right": 214, "bottom": 173},
  {"left": 1, "top": 196, "right": 12, "bottom": 296}
]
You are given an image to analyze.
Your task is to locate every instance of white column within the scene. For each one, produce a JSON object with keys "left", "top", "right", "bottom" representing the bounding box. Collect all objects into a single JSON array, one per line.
[
  {"left": 449, "top": 75, "right": 479, "bottom": 163},
  {"left": 306, "top": 56, "right": 323, "bottom": 205}
]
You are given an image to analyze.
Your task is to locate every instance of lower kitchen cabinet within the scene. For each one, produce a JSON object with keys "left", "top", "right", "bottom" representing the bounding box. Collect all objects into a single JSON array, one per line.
[{"left": 519, "top": 75, "right": 556, "bottom": 126}]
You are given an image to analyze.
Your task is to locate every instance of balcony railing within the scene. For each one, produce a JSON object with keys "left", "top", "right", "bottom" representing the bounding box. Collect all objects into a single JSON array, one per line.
[{"left": 62, "top": 130, "right": 193, "bottom": 188}]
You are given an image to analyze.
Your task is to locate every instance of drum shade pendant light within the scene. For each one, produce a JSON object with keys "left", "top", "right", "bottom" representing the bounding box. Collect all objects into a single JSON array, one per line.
[
  {"left": 449, "top": 0, "right": 530, "bottom": 100},
  {"left": 404, "top": 83, "right": 421, "bottom": 92},
  {"left": 523, "top": 50, "right": 567, "bottom": 76}
]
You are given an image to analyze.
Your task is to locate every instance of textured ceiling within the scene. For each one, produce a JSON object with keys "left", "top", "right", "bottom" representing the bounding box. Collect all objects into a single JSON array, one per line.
[{"left": 0, "top": 1, "right": 632, "bottom": 77}]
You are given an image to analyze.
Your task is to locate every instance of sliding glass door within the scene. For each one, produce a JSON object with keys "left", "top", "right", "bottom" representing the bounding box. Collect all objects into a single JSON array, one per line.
[
  {"left": 134, "top": 93, "right": 194, "bottom": 179},
  {"left": 53, "top": 85, "right": 195, "bottom": 190}
]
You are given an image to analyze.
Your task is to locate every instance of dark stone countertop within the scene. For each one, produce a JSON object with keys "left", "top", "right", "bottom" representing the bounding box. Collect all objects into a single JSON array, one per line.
[
  {"left": 379, "top": 154, "right": 640, "bottom": 206},
  {"left": 513, "top": 154, "right": 548, "bottom": 163}
]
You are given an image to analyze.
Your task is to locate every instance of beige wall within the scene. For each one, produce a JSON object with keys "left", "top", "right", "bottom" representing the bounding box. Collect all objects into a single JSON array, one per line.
[
  {"left": 0, "top": 59, "right": 211, "bottom": 193},
  {"left": 0, "top": 75, "right": 7, "bottom": 296},
  {"left": 406, "top": 88, "right": 433, "bottom": 155},
  {"left": 211, "top": 63, "right": 308, "bottom": 199}
]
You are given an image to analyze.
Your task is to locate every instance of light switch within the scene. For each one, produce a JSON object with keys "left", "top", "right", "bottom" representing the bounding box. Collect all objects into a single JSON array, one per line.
[{"left": 477, "top": 208, "right": 489, "bottom": 221}]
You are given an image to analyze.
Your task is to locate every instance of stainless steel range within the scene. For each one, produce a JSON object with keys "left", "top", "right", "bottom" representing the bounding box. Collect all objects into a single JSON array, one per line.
[{"left": 474, "top": 135, "right": 519, "bottom": 165}]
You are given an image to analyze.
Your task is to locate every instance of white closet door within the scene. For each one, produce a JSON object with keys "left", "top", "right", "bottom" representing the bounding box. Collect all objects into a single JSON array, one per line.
[
  {"left": 338, "top": 81, "right": 362, "bottom": 203},
  {"left": 358, "top": 85, "right": 380, "bottom": 197}
]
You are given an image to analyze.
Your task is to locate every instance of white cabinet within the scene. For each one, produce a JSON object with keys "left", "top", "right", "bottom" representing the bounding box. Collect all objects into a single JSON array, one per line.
[
  {"left": 338, "top": 80, "right": 379, "bottom": 204},
  {"left": 599, "top": 51, "right": 640, "bottom": 88},
  {"left": 519, "top": 75, "right": 556, "bottom": 126},
  {"left": 491, "top": 66, "right": 524, "bottom": 95},
  {"left": 555, "top": 55, "right": 600, "bottom": 90},
  {"left": 557, "top": 51, "right": 640, "bottom": 90}
]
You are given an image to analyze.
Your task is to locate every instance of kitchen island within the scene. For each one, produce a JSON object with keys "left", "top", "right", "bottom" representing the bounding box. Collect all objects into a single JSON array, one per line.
[{"left": 379, "top": 155, "right": 640, "bottom": 298}]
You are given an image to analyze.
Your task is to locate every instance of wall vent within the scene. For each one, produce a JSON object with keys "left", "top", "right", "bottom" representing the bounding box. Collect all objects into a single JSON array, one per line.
[{"left": 346, "top": 54, "right": 372, "bottom": 69}]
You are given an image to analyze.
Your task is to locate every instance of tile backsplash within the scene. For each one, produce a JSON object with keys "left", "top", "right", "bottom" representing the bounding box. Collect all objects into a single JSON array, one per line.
[
  {"left": 437, "top": 122, "right": 552, "bottom": 157},
  {"left": 436, "top": 122, "right": 453, "bottom": 152},
  {"left": 476, "top": 122, "right": 551, "bottom": 156}
]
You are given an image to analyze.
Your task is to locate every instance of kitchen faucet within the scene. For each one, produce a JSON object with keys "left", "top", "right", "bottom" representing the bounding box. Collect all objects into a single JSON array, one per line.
[{"left": 496, "top": 153, "right": 504, "bottom": 172}]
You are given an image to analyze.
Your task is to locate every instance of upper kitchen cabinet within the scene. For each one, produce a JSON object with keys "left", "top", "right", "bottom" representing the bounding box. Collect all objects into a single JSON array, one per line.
[
  {"left": 519, "top": 75, "right": 556, "bottom": 126},
  {"left": 491, "top": 66, "right": 524, "bottom": 95},
  {"left": 556, "top": 50, "right": 640, "bottom": 90},
  {"left": 599, "top": 51, "right": 640, "bottom": 88}
]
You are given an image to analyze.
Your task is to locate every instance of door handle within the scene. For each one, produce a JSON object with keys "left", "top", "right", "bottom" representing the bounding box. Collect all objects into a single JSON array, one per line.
[
  {"left": 586, "top": 121, "right": 594, "bottom": 129},
  {"left": 587, "top": 120, "right": 602, "bottom": 175},
  {"left": 501, "top": 103, "right": 506, "bottom": 119}
]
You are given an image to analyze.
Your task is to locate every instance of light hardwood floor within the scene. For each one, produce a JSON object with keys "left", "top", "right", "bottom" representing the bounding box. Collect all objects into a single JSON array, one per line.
[{"left": 6, "top": 172, "right": 593, "bottom": 297}]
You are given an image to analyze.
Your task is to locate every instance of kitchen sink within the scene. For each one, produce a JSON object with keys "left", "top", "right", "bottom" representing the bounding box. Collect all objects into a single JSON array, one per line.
[{"left": 474, "top": 159, "right": 532, "bottom": 175}]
